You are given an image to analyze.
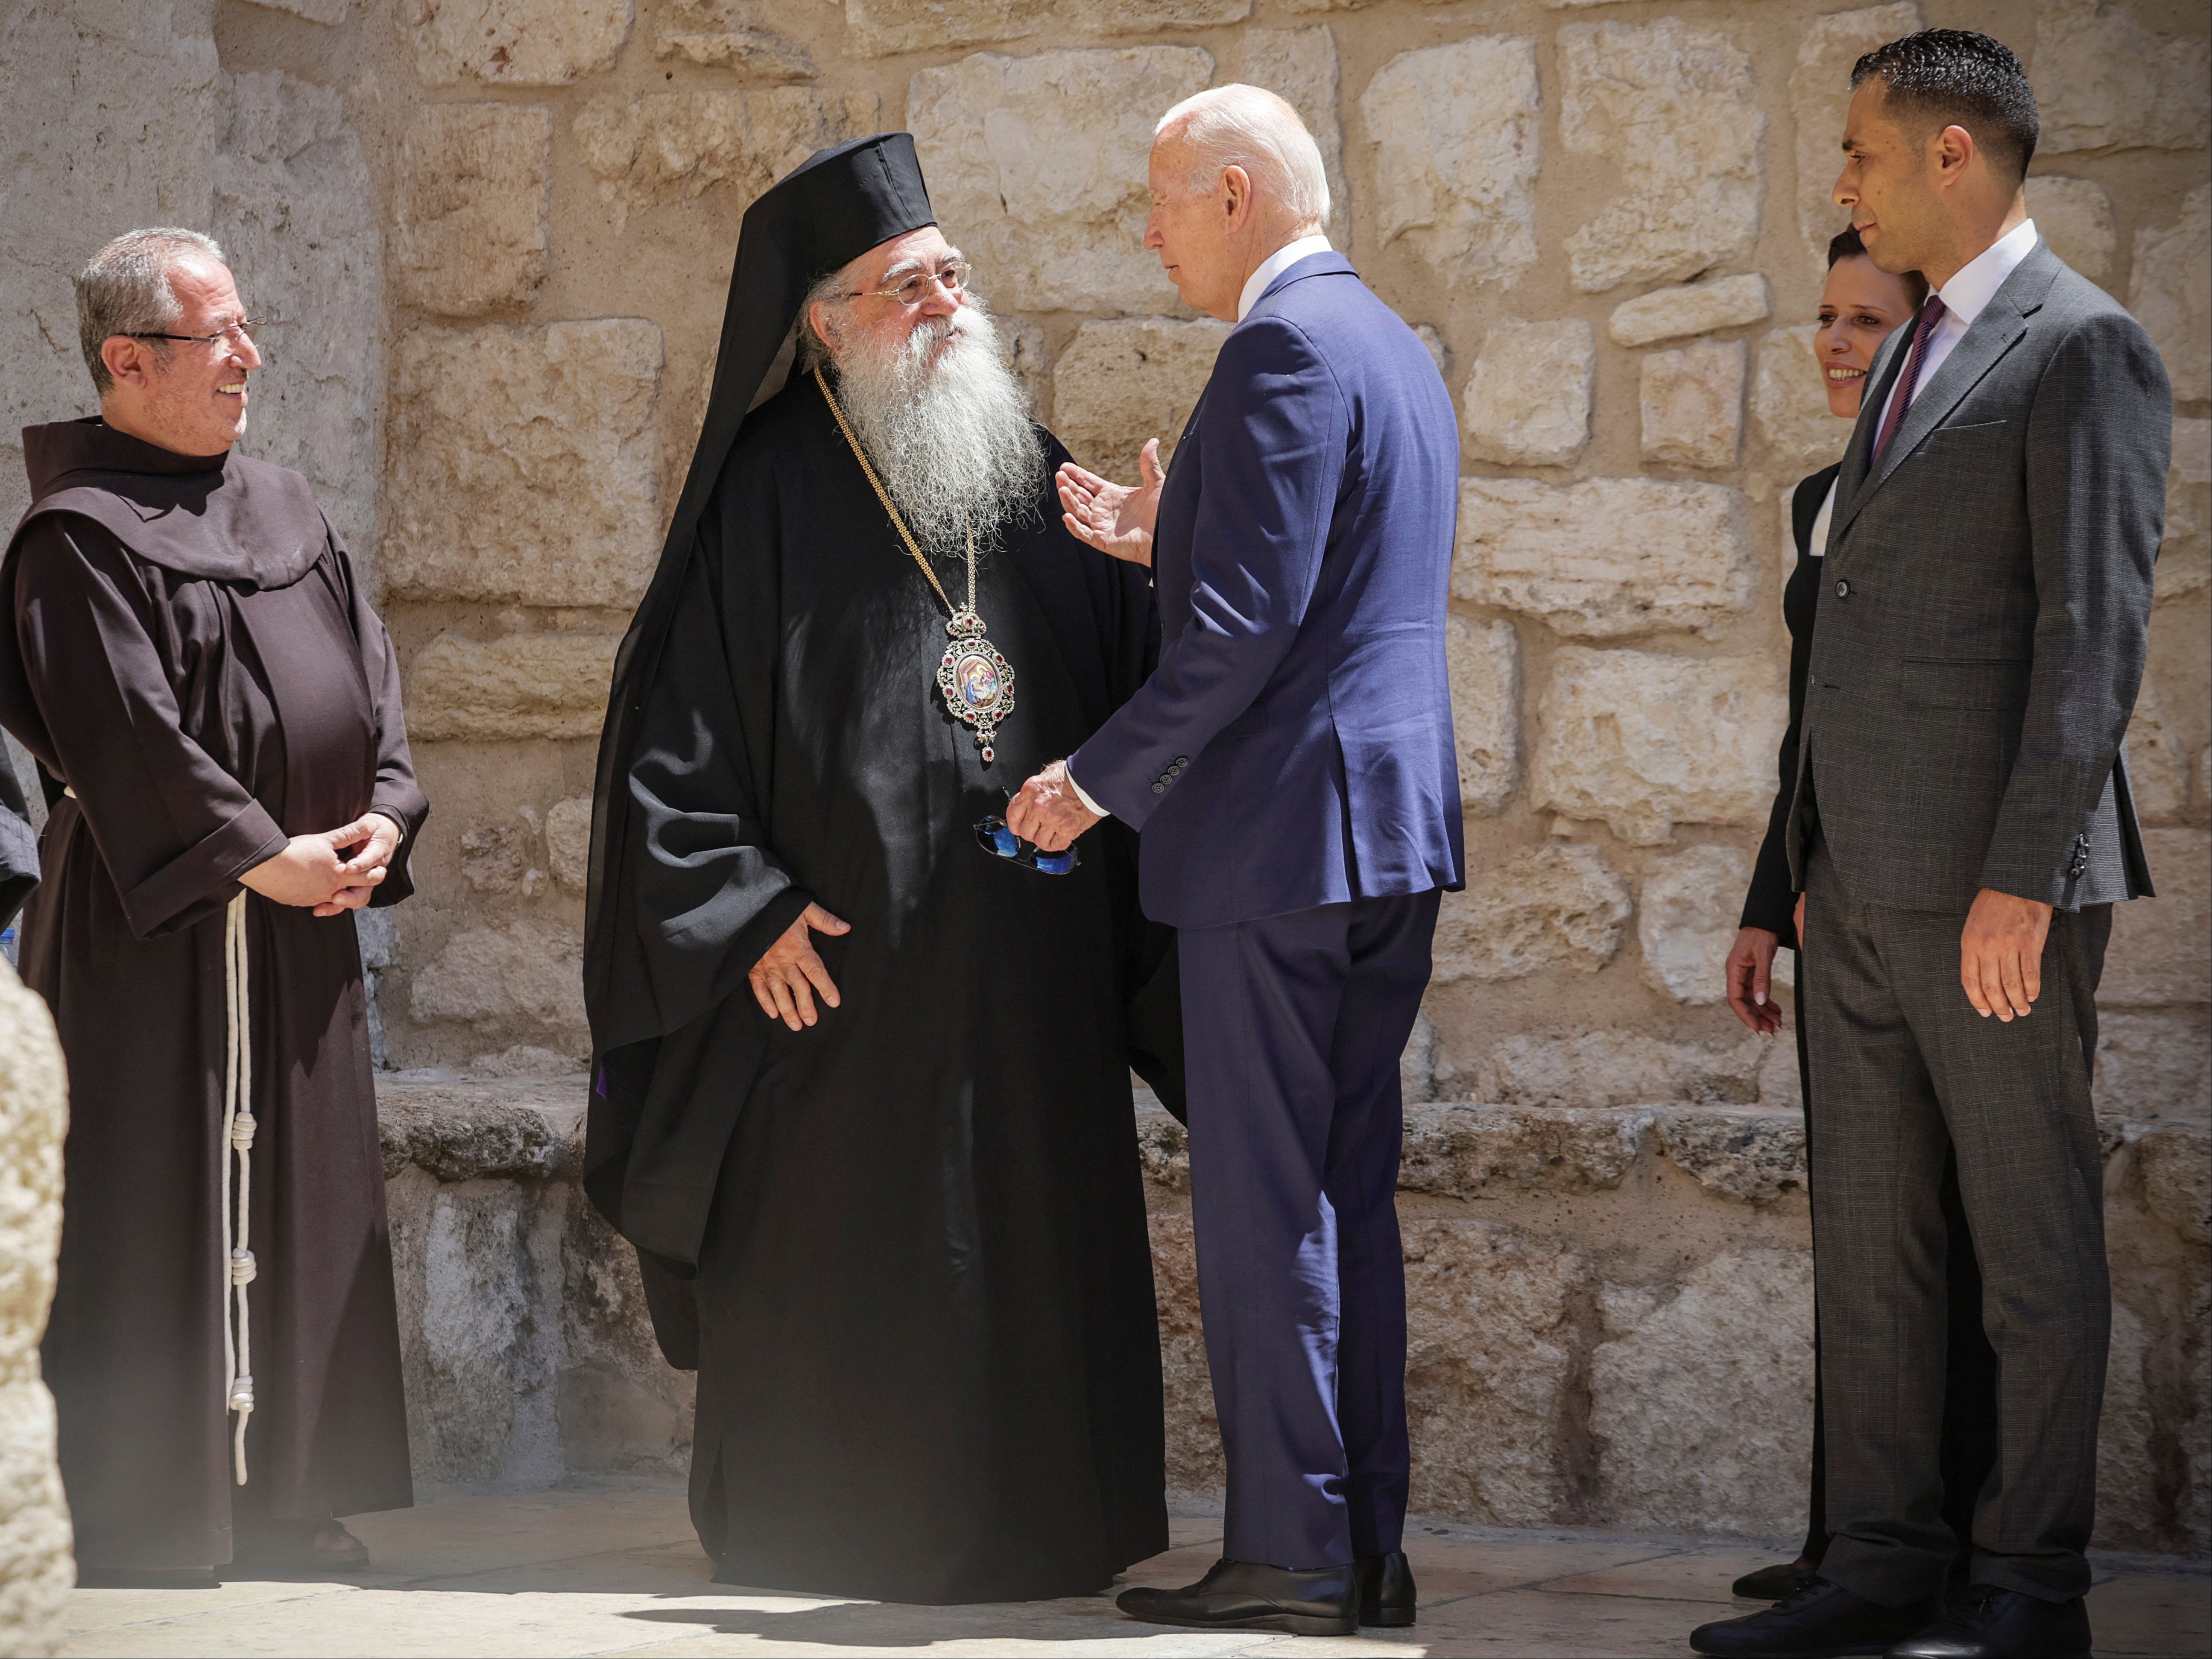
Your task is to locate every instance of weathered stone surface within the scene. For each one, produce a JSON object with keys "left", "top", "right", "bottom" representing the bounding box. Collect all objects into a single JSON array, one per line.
[
  {"left": 2095, "top": 1012, "right": 2212, "bottom": 1122},
  {"left": 1640, "top": 339, "right": 1745, "bottom": 470},
  {"left": 1532, "top": 649, "right": 1785, "bottom": 844},
  {"left": 1462, "top": 319, "right": 1594, "bottom": 467},
  {"left": 393, "top": 104, "right": 550, "bottom": 316},
  {"left": 214, "top": 72, "right": 383, "bottom": 576},
  {"left": 1147, "top": 1213, "right": 1221, "bottom": 1504},
  {"left": 1132, "top": 1103, "right": 1188, "bottom": 1196},
  {"left": 2095, "top": 1300, "right": 2162, "bottom": 1551},
  {"left": 1238, "top": 26, "right": 1347, "bottom": 240},
  {"left": 2134, "top": 1122, "right": 2212, "bottom": 1248},
  {"left": 1050, "top": 317, "right": 1228, "bottom": 485},
  {"left": 244, "top": 0, "right": 349, "bottom": 19},
  {"left": 656, "top": 0, "right": 815, "bottom": 77},
  {"left": 1007, "top": 320, "right": 1050, "bottom": 420},
  {"left": 1454, "top": 479, "right": 1756, "bottom": 641},
  {"left": 1592, "top": 1249, "right": 1813, "bottom": 1534},
  {"left": 1445, "top": 614, "right": 1521, "bottom": 816},
  {"left": 1475, "top": 1033, "right": 1768, "bottom": 1109},
  {"left": 1639, "top": 845, "right": 1753, "bottom": 1005},
  {"left": 2025, "top": 176, "right": 2117, "bottom": 285},
  {"left": 377, "top": 1074, "right": 583, "bottom": 1183},
  {"left": 386, "top": 320, "right": 662, "bottom": 606},
  {"left": 2162, "top": 418, "right": 2211, "bottom": 609},
  {"left": 575, "top": 90, "right": 880, "bottom": 215},
  {"left": 405, "top": 631, "right": 620, "bottom": 744},
  {"left": 2127, "top": 677, "right": 2190, "bottom": 825},
  {"left": 2032, "top": 0, "right": 2212, "bottom": 156},
  {"left": 1432, "top": 844, "right": 1632, "bottom": 984},
  {"left": 1752, "top": 324, "right": 1847, "bottom": 473},
  {"left": 2101, "top": 829, "right": 2211, "bottom": 1007},
  {"left": 459, "top": 816, "right": 538, "bottom": 894},
  {"left": 910, "top": 49, "right": 1213, "bottom": 316},
  {"left": 1413, "top": 323, "right": 1450, "bottom": 381},
  {"left": 1656, "top": 1110, "right": 1808, "bottom": 1204},
  {"left": 546, "top": 796, "right": 592, "bottom": 892},
  {"left": 1791, "top": 6, "right": 1921, "bottom": 264},
  {"left": 846, "top": 0, "right": 1245, "bottom": 58},
  {"left": 1608, "top": 274, "right": 1769, "bottom": 348},
  {"left": 556, "top": 1192, "right": 694, "bottom": 1475},
  {"left": 407, "top": 0, "right": 632, "bottom": 87},
  {"left": 0, "top": 963, "right": 70, "bottom": 1657},
  {"left": 1360, "top": 38, "right": 1541, "bottom": 290},
  {"left": 2130, "top": 184, "right": 2210, "bottom": 405},
  {"left": 1559, "top": 19, "right": 1765, "bottom": 295},
  {"left": 410, "top": 919, "right": 590, "bottom": 1036},
  {"left": 1401, "top": 1012, "right": 1438, "bottom": 1106},
  {"left": 1400, "top": 1104, "right": 1653, "bottom": 1197}
]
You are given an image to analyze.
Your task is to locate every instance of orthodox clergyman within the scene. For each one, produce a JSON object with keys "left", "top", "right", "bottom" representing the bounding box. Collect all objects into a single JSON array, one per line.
[
  {"left": 0, "top": 229, "right": 425, "bottom": 1584},
  {"left": 583, "top": 135, "right": 1179, "bottom": 1603}
]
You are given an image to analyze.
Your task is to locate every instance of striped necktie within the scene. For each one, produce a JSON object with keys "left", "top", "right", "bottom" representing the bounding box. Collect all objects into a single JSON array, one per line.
[{"left": 1868, "top": 293, "right": 1948, "bottom": 472}]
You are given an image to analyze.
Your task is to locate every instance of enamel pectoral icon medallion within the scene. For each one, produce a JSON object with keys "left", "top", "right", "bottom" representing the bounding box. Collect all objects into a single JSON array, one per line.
[{"left": 938, "top": 612, "right": 1015, "bottom": 764}]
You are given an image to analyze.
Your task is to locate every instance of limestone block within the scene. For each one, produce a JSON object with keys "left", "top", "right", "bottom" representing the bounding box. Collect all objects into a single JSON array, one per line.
[
  {"left": 1639, "top": 845, "right": 1753, "bottom": 1005},
  {"left": 1404, "top": 1221, "right": 1586, "bottom": 1525},
  {"left": 1791, "top": 6, "right": 1922, "bottom": 264},
  {"left": 846, "top": 0, "right": 1246, "bottom": 57},
  {"left": 1414, "top": 324, "right": 1450, "bottom": 381},
  {"left": 1132, "top": 1104, "right": 1188, "bottom": 1196},
  {"left": 546, "top": 797, "right": 593, "bottom": 892},
  {"left": 2135, "top": 1122, "right": 2212, "bottom": 1248},
  {"left": 460, "top": 817, "right": 535, "bottom": 893},
  {"left": 385, "top": 320, "right": 662, "bottom": 606},
  {"left": 575, "top": 90, "right": 881, "bottom": 215},
  {"left": 1360, "top": 38, "right": 1541, "bottom": 290},
  {"left": 0, "top": 962, "right": 71, "bottom": 1656},
  {"left": 2102, "top": 829, "right": 2211, "bottom": 1007},
  {"left": 1461, "top": 319, "right": 1594, "bottom": 467},
  {"left": 2094, "top": 1301, "right": 2162, "bottom": 1550},
  {"left": 1445, "top": 614, "right": 1520, "bottom": 816},
  {"left": 1401, "top": 1013, "right": 1437, "bottom": 1106},
  {"left": 1655, "top": 1109, "right": 1808, "bottom": 1204},
  {"left": 558, "top": 1194, "right": 694, "bottom": 1476},
  {"left": 1533, "top": 649, "right": 1785, "bottom": 844},
  {"left": 1559, "top": 19, "right": 1765, "bottom": 295},
  {"left": 1608, "top": 274, "right": 1769, "bottom": 348},
  {"left": 1432, "top": 843, "right": 1632, "bottom": 984},
  {"left": 657, "top": 1, "right": 816, "bottom": 77},
  {"left": 406, "top": 631, "right": 620, "bottom": 744},
  {"left": 1475, "top": 1032, "right": 1767, "bottom": 1109},
  {"left": 2161, "top": 418, "right": 2210, "bottom": 609},
  {"left": 1050, "top": 317, "right": 1229, "bottom": 485},
  {"left": 2127, "top": 678, "right": 2190, "bottom": 825},
  {"left": 1751, "top": 325, "right": 1846, "bottom": 474},
  {"left": 2032, "top": 0, "right": 2212, "bottom": 156},
  {"left": 1146, "top": 1214, "right": 1222, "bottom": 1504},
  {"left": 377, "top": 1075, "right": 583, "bottom": 1184},
  {"left": 2130, "top": 185, "right": 2210, "bottom": 405},
  {"left": 1005, "top": 320, "right": 1050, "bottom": 421},
  {"left": 407, "top": 0, "right": 632, "bottom": 87},
  {"left": 213, "top": 73, "right": 382, "bottom": 576},
  {"left": 2094, "top": 1012, "right": 2212, "bottom": 1121},
  {"left": 2025, "top": 176, "right": 2117, "bottom": 285},
  {"left": 1399, "top": 1104, "right": 1653, "bottom": 1196},
  {"left": 1640, "top": 339, "right": 1745, "bottom": 471},
  {"left": 393, "top": 105, "right": 550, "bottom": 316},
  {"left": 910, "top": 49, "right": 1214, "bottom": 315},
  {"left": 1454, "top": 478, "right": 1756, "bottom": 641},
  {"left": 1236, "top": 27, "right": 1346, "bottom": 240},
  {"left": 244, "top": 0, "right": 349, "bottom": 18},
  {"left": 410, "top": 919, "right": 590, "bottom": 1035},
  {"left": 1592, "top": 1249, "right": 1813, "bottom": 1534}
]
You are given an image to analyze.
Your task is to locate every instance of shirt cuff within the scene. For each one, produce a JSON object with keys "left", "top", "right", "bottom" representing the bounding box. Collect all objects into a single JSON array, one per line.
[{"left": 1066, "top": 764, "right": 1110, "bottom": 821}]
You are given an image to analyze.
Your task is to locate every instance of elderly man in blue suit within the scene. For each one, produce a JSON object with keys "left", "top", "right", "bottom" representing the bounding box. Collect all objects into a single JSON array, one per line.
[{"left": 1009, "top": 84, "right": 1463, "bottom": 1639}]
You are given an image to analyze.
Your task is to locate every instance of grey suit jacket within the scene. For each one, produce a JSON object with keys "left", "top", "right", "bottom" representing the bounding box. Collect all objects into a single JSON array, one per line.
[{"left": 1785, "top": 240, "right": 2168, "bottom": 913}]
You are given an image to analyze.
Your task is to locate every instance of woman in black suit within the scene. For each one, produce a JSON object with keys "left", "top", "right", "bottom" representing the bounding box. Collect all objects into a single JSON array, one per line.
[{"left": 1723, "top": 228, "right": 1998, "bottom": 1602}]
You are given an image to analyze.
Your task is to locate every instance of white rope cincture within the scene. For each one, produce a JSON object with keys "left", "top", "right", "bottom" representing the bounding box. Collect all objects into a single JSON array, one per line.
[{"left": 219, "top": 890, "right": 257, "bottom": 1486}]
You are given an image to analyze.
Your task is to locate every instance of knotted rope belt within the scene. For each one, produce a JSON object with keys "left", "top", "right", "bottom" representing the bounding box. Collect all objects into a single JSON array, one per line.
[{"left": 220, "top": 889, "right": 257, "bottom": 1485}]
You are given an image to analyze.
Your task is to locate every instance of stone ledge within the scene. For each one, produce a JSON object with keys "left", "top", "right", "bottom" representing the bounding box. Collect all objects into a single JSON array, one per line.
[{"left": 376, "top": 1070, "right": 587, "bottom": 1182}]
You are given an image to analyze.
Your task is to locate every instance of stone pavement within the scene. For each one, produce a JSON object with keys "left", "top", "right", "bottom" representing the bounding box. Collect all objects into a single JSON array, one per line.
[{"left": 58, "top": 1482, "right": 2209, "bottom": 1659}]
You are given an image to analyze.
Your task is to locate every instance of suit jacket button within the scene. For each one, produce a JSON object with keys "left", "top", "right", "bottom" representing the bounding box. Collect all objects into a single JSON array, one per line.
[
  {"left": 1152, "top": 782, "right": 1166, "bottom": 794},
  {"left": 1173, "top": 756, "right": 1188, "bottom": 767},
  {"left": 1834, "top": 579, "right": 1851, "bottom": 598}
]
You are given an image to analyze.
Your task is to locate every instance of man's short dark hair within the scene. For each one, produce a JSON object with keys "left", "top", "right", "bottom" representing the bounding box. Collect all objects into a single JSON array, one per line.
[
  {"left": 1851, "top": 29, "right": 2039, "bottom": 188},
  {"left": 1827, "top": 224, "right": 1930, "bottom": 308}
]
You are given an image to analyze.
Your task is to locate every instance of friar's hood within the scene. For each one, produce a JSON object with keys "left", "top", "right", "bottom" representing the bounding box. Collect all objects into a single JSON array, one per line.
[{"left": 11, "top": 416, "right": 326, "bottom": 590}]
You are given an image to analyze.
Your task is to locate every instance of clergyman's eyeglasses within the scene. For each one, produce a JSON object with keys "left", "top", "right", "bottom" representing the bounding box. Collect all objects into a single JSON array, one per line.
[
  {"left": 858, "top": 262, "right": 972, "bottom": 307},
  {"left": 974, "top": 808, "right": 1080, "bottom": 875},
  {"left": 121, "top": 319, "right": 276, "bottom": 349}
]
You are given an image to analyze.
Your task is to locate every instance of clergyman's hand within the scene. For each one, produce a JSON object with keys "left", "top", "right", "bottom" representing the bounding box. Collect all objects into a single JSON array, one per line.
[
  {"left": 1056, "top": 440, "right": 1164, "bottom": 567},
  {"left": 240, "top": 831, "right": 386, "bottom": 912},
  {"left": 1960, "top": 887, "right": 2052, "bottom": 1021},
  {"left": 315, "top": 813, "right": 405, "bottom": 917},
  {"left": 1007, "top": 759, "right": 1104, "bottom": 854},
  {"left": 749, "top": 902, "right": 851, "bottom": 1032},
  {"left": 1724, "top": 927, "right": 1784, "bottom": 1035}
]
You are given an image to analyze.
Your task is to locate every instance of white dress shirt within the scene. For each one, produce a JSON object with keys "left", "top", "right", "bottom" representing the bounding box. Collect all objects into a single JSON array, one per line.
[
  {"left": 1871, "top": 217, "right": 2039, "bottom": 437},
  {"left": 1065, "top": 235, "right": 1336, "bottom": 822}
]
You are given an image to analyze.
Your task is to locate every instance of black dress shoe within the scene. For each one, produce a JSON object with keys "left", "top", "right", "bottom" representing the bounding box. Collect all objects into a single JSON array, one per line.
[
  {"left": 1735, "top": 1561, "right": 1823, "bottom": 1600},
  {"left": 74, "top": 1567, "right": 221, "bottom": 1589},
  {"left": 1691, "top": 1577, "right": 1941, "bottom": 1657},
  {"left": 1885, "top": 1589, "right": 2091, "bottom": 1659},
  {"left": 1356, "top": 1550, "right": 1416, "bottom": 1627},
  {"left": 1116, "top": 1557, "right": 1358, "bottom": 1636}
]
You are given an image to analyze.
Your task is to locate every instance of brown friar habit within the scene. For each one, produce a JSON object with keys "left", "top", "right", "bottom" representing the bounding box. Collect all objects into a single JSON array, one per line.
[{"left": 0, "top": 417, "right": 426, "bottom": 1570}]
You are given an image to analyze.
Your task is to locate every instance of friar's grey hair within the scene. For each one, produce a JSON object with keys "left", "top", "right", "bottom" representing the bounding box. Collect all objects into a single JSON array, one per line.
[
  {"left": 74, "top": 228, "right": 228, "bottom": 396},
  {"left": 1156, "top": 85, "right": 1330, "bottom": 228}
]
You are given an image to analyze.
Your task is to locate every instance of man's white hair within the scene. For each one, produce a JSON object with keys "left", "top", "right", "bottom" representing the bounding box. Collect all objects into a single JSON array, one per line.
[{"left": 1155, "top": 85, "right": 1329, "bottom": 228}]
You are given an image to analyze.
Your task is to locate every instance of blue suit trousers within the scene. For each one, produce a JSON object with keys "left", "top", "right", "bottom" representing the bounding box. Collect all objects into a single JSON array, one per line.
[{"left": 1179, "top": 889, "right": 1438, "bottom": 1569}]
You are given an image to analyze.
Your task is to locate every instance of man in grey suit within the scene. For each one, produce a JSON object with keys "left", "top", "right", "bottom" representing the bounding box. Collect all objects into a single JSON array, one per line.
[{"left": 1691, "top": 31, "right": 2168, "bottom": 1659}]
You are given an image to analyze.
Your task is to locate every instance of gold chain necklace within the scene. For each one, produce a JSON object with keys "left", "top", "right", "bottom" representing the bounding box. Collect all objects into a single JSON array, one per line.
[{"left": 816, "top": 365, "right": 1015, "bottom": 763}]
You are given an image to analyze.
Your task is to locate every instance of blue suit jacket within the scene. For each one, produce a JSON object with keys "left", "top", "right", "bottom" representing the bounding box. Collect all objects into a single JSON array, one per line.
[{"left": 1072, "top": 252, "right": 1464, "bottom": 929}]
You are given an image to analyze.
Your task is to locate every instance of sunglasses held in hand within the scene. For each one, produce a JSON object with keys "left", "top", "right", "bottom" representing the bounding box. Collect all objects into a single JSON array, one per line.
[{"left": 975, "top": 793, "right": 1079, "bottom": 875}]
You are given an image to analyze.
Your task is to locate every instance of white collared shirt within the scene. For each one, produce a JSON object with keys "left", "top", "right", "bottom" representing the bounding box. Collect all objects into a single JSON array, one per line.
[
  {"left": 1236, "top": 234, "right": 1334, "bottom": 322},
  {"left": 1872, "top": 217, "right": 2039, "bottom": 435}
]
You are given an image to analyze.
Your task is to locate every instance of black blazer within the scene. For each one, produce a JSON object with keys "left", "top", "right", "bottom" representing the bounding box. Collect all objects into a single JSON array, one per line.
[{"left": 1739, "top": 462, "right": 1840, "bottom": 948}]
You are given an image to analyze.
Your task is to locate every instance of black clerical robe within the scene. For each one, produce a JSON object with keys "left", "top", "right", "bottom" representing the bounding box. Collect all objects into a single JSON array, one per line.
[
  {"left": 0, "top": 418, "right": 423, "bottom": 1569},
  {"left": 589, "top": 372, "right": 1173, "bottom": 1604}
]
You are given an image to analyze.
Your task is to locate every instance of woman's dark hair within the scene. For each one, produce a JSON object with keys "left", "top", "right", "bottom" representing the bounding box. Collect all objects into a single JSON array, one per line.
[
  {"left": 1851, "top": 29, "right": 2039, "bottom": 187},
  {"left": 1826, "top": 225, "right": 1930, "bottom": 310}
]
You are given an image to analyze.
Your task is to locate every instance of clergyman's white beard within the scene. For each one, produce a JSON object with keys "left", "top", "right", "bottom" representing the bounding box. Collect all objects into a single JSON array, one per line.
[{"left": 834, "top": 304, "right": 1045, "bottom": 561}]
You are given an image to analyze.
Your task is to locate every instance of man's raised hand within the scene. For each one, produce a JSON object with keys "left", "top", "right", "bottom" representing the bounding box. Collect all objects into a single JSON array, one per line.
[
  {"left": 1056, "top": 439, "right": 1164, "bottom": 567},
  {"left": 750, "top": 902, "right": 851, "bottom": 1032}
]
